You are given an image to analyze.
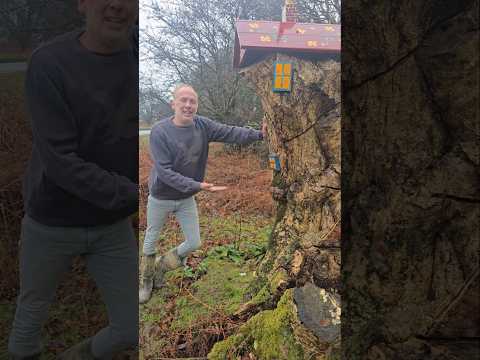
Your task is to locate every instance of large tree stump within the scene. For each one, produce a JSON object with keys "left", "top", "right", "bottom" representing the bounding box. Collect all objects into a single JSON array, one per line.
[
  {"left": 209, "top": 54, "right": 341, "bottom": 359},
  {"left": 342, "top": 1, "right": 479, "bottom": 358}
]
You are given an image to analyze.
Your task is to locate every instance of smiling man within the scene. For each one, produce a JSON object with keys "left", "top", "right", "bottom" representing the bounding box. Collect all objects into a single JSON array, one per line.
[
  {"left": 139, "top": 84, "right": 266, "bottom": 304},
  {"left": 8, "top": 0, "right": 139, "bottom": 359}
]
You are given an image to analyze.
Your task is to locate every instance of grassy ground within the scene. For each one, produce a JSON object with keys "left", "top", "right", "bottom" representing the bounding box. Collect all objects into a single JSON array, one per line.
[
  {"left": 1, "top": 71, "right": 27, "bottom": 358},
  {"left": 0, "top": 71, "right": 25, "bottom": 90},
  {"left": 0, "top": 52, "right": 29, "bottom": 63},
  {"left": 1, "top": 111, "right": 273, "bottom": 358},
  {"left": 139, "top": 139, "right": 274, "bottom": 358},
  {"left": 139, "top": 216, "right": 272, "bottom": 358},
  {"left": 0, "top": 263, "right": 110, "bottom": 359},
  {"left": 0, "top": 71, "right": 29, "bottom": 160},
  {"left": 1, "top": 71, "right": 26, "bottom": 358}
]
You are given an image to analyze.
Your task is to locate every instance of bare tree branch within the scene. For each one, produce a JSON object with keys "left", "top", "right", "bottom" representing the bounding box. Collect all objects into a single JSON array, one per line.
[{"left": 140, "top": 0, "right": 340, "bottom": 125}]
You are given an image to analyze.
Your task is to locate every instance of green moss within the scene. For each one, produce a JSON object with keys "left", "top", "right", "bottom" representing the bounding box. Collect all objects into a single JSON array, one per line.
[
  {"left": 241, "top": 267, "right": 289, "bottom": 311},
  {"left": 139, "top": 212, "right": 274, "bottom": 356},
  {"left": 172, "top": 259, "right": 255, "bottom": 329},
  {"left": 269, "top": 269, "right": 289, "bottom": 293},
  {"left": 271, "top": 171, "right": 287, "bottom": 189},
  {"left": 277, "top": 254, "right": 291, "bottom": 268},
  {"left": 208, "top": 290, "right": 305, "bottom": 360},
  {"left": 259, "top": 256, "right": 275, "bottom": 275},
  {"left": 273, "top": 201, "right": 288, "bottom": 227},
  {"left": 249, "top": 284, "right": 272, "bottom": 306},
  {"left": 139, "top": 134, "right": 149, "bottom": 147}
]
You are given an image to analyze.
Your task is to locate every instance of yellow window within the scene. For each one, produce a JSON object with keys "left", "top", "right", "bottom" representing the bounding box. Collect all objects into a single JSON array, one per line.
[{"left": 273, "top": 61, "right": 293, "bottom": 92}]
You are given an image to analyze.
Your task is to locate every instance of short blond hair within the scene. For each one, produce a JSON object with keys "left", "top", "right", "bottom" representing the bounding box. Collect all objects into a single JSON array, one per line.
[{"left": 172, "top": 84, "right": 197, "bottom": 99}]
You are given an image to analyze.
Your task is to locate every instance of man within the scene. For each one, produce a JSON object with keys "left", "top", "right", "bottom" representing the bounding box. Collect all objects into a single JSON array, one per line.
[
  {"left": 8, "top": 0, "right": 139, "bottom": 358},
  {"left": 139, "top": 84, "right": 266, "bottom": 304}
]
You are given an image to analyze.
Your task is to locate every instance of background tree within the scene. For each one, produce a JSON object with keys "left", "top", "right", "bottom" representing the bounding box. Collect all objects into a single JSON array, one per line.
[
  {"left": 296, "top": 0, "right": 340, "bottom": 23},
  {"left": 141, "top": 0, "right": 340, "bottom": 128},
  {"left": 139, "top": 73, "right": 172, "bottom": 125},
  {"left": 0, "top": 0, "right": 83, "bottom": 51}
]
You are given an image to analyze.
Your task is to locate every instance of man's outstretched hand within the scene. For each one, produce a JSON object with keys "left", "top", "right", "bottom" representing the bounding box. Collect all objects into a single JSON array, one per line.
[
  {"left": 200, "top": 182, "right": 228, "bottom": 192},
  {"left": 209, "top": 186, "right": 228, "bottom": 192}
]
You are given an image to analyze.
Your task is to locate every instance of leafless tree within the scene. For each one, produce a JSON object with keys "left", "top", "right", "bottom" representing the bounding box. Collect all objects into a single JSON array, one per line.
[
  {"left": 139, "top": 72, "right": 173, "bottom": 124},
  {"left": 297, "top": 0, "right": 340, "bottom": 24},
  {"left": 141, "top": 0, "right": 284, "bottom": 125},
  {"left": 141, "top": 0, "right": 340, "bottom": 125},
  {"left": 0, "top": 0, "right": 82, "bottom": 51}
]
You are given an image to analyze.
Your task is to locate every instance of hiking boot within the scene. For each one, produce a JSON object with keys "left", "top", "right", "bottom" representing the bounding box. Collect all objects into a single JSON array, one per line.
[
  {"left": 57, "top": 337, "right": 95, "bottom": 360},
  {"left": 154, "top": 248, "right": 184, "bottom": 288},
  {"left": 139, "top": 254, "right": 156, "bottom": 304}
]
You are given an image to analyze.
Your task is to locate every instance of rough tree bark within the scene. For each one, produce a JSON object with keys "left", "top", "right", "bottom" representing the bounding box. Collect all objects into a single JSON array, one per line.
[
  {"left": 209, "top": 54, "right": 341, "bottom": 359},
  {"left": 342, "top": 1, "right": 479, "bottom": 359}
]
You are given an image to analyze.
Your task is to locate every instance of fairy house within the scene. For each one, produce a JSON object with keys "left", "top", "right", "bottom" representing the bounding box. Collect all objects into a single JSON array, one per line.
[
  {"left": 233, "top": 17, "right": 340, "bottom": 70},
  {"left": 209, "top": 2, "right": 342, "bottom": 359}
]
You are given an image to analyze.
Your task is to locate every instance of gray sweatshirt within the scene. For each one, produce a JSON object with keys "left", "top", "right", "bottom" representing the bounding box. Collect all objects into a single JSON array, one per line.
[
  {"left": 23, "top": 29, "right": 138, "bottom": 226},
  {"left": 148, "top": 116, "right": 263, "bottom": 200}
]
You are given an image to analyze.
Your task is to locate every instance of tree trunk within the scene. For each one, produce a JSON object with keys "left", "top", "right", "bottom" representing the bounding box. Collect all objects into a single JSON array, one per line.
[
  {"left": 209, "top": 54, "right": 341, "bottom": 359},
  {"left": 342, "top": 1, "right": 479, "bottom": 358}
]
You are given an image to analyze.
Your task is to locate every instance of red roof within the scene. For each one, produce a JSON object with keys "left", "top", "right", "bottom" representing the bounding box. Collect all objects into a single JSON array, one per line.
[{"left": 234, "top": 20, "right": 340, "bottom": 68}]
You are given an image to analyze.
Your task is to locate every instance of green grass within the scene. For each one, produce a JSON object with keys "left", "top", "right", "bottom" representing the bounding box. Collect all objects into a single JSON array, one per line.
[
  {"left": 0, "top": 71, "right": 25, "bottom": 95},
  {"left": 172, "top": 259, "right": 255, "bottom": 330},
  {"left": 0, "top": 292, "right": 108, "bottom": 359},
  {"left": 0, "top": 302, "right": 15, "bottom": 357},
  {"left": 0, "top": 55, "right": 28, "bottom": 64},
  {"left": 0, "top": 70, "right": 27, "bottom": 358},
  {"left": 139, "top": 214, "right": 273, "bottom": 357},
  {"left": 205, "top": 216, "right": 271, "bottom": 244},
  {"left": 0, "top": 58, "right": 25, "bottom": 64},
  {"left": 0, "top": 54, "right": 28, "bottom": 63},
  {"left": 138, "top": 214, "right": 271, "bottom": 260},
  {"left": 139, "top": 134, "right": 149, "bottom": 147}
]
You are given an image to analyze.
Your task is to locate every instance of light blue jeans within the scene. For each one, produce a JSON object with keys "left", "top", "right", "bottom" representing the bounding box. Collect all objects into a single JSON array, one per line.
[
  {"left": 8, "top": 215, "right": 138, "bottom": 358},
  {"left": 143, "top": 195, "right": 201, "bottom": 258}
]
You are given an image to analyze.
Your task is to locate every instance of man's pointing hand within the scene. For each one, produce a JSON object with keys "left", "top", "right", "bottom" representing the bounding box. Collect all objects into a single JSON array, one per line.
[{"left": 200, "top": 182, "right": 227, "bottom": 192}]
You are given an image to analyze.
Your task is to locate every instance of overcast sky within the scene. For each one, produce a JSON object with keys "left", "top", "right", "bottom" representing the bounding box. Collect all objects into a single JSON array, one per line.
[
  {"left": 139, "top": 1, "right": 153, "bottom": 80},
  {"left": 139, "top": 0, "right": 172, "bottom": 91}
]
